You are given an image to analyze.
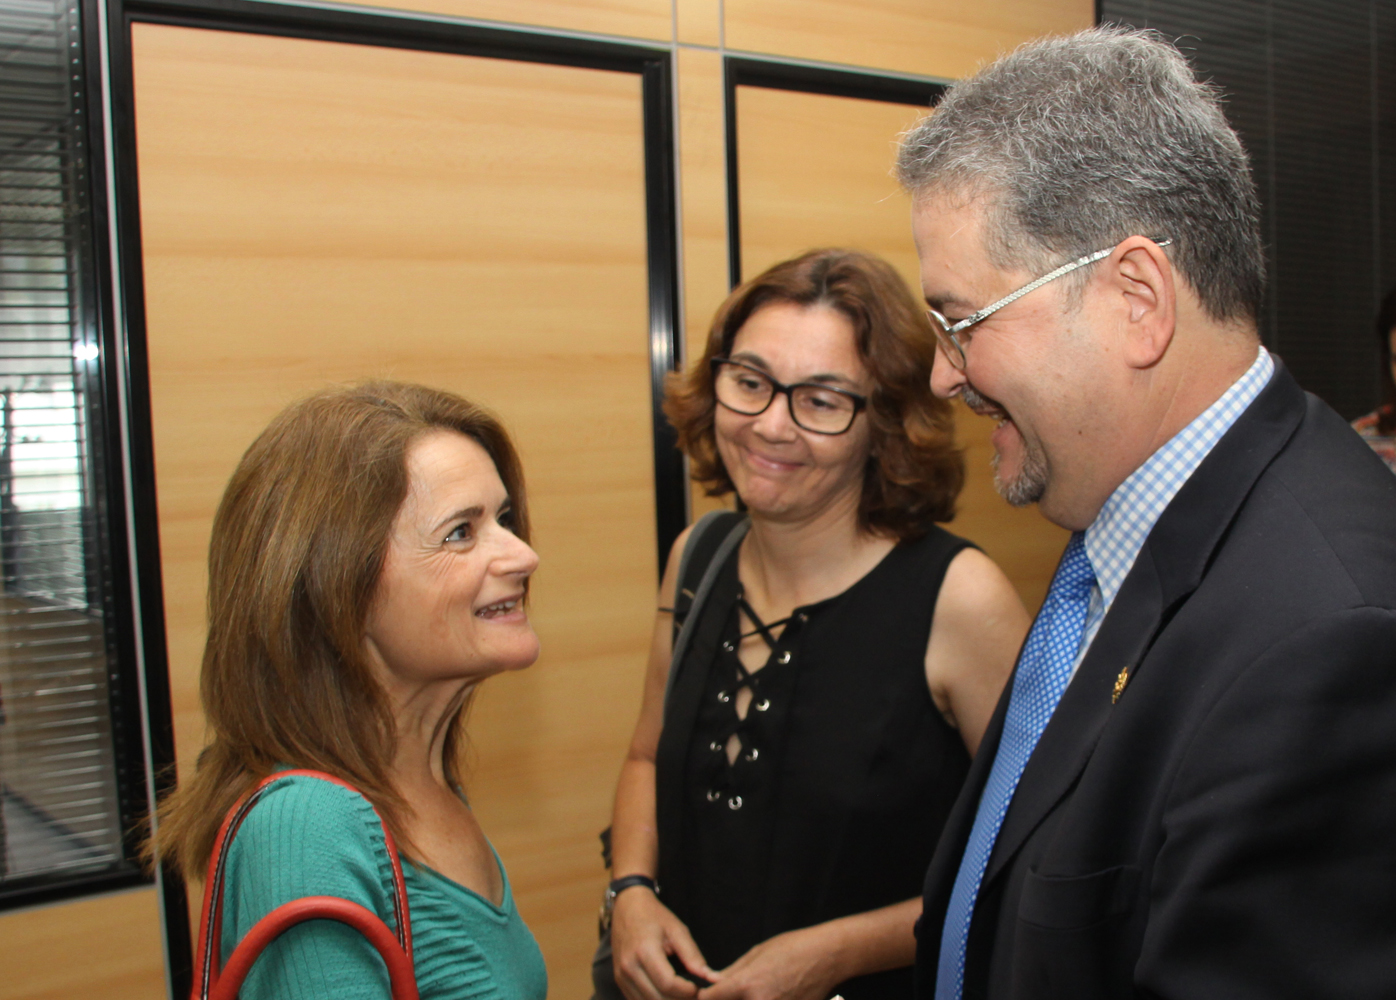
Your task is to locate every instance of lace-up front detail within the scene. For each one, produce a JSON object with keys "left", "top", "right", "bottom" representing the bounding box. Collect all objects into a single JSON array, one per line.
[{"left": 697, "top": 591, "right": 795, "bottom": 811}]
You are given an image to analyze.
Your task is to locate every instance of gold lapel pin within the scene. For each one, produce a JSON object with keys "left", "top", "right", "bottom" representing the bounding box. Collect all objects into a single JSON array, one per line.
[{"left": 1112, "top": 666, "right": 1131, "bottom": 704}]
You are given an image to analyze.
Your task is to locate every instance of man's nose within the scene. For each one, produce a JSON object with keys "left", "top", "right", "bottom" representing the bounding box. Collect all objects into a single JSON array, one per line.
[{"left": 929, "top": 344, "right": 967, "bottom": 399}]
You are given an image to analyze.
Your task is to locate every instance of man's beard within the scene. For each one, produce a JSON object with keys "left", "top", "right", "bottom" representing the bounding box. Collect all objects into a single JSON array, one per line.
[{"left": 962, "top": 384, "right": 1049, "bottom": 507}]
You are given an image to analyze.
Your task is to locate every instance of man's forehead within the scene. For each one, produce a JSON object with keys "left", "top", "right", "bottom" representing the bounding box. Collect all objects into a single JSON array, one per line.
[
  {"left": 911, "top": 192, "right": 1000, "bottom": 303},
  {"left": 911, "top": 188, "right": 991, "bottom": 246}
]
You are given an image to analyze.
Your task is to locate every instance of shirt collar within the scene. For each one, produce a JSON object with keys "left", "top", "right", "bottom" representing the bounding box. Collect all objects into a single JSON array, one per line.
[{"left": 1084, "top": 346, "right": 1275, "bottom": 614}]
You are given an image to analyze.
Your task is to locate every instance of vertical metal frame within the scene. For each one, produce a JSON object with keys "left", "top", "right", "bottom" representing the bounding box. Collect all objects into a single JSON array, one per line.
[
  {"left": 96, "top": 2, "right": 686, "bottom": 993},
  {"left": 722, "top": 56, "right": 946, "bottom": 288},
  {"left": 641, "top": 55, "right": 688, "bottom": 572},
  {"left": 0, "top": 0, "right": 156, "bottom": 914}
]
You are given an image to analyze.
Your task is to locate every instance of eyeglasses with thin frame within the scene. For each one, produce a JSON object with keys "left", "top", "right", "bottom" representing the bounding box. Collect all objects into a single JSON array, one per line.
[
  {"left": 927, "top": 237, "right": 1173, "bottom": 370},
  {"left": 710, "top": 357, "right": 867, "bottom": 436}
]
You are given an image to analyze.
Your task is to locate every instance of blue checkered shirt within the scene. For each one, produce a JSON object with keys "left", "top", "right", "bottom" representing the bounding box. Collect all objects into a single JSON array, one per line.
[{"left": 1072, "top": 346, "right": 1274, "bottom": 679}]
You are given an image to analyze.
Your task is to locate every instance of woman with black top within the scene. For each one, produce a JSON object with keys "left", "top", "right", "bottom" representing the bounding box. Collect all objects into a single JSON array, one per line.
[{"left": 600, "top": 250, "right": 1030, "bottom": 1000}]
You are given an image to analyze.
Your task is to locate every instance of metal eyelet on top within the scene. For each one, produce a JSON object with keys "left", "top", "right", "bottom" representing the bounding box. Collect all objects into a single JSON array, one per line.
[
  {"left": 776, "top": 651, "right": 792, "bottom": 665},
  {"left": 717, "top": 690, "right": 731, "bottom": 704},
  {"left": 743, "top": 747, "right": 759, "bottom": 762},
  {"left": 727, "top": 795, "right": 743, "bottom": 810},
  {"left": 709, "top": 740, "right": 723, "bottom": 752},
  {"left": 706, "top": 789, "right": 721, "bottom": 802},
  {"left": 721, "top": 641, "right": 735, "bottom": 652},
  {"left": 754, "top": 697, "right": 771, "bottom": 712}
]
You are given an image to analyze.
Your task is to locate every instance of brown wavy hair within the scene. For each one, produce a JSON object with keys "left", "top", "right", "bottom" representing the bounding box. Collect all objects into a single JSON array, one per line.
[
  {"left": 666, "top": 248, "right": 963, "bottom": 539},
  {"left": 143, "top": 381, "right": 529, "bottom": 881}
]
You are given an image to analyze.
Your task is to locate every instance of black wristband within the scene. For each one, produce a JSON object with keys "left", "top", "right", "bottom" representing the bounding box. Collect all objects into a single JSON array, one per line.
[{"left": 608, "top": 874, "right": 658, "bottom": 900}]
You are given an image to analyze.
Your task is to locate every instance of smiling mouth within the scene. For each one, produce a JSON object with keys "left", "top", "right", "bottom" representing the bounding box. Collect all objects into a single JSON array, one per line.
[
  {"left": 746, "top": 448, "right": 802, "bottom": 471},
  {"left": 961, "top": 384, "right": 1011, "bottom": 427},
  {"left": 476, "top": 597, "right": 523, "bottom": 619}
]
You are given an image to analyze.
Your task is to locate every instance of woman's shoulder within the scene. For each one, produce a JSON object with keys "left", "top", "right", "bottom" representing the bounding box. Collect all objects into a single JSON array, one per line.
[
  {"left": 217, "top": 775, "right": 405, "bottom": 998},
  {"left": 908, "top": 522, "right": 976, "bottom": 551},
  {"left": 893, "top": 527, "right": 1022, "bottom": 633},
  {"left": 888, "top": 523, "right": 977, "bottom": 577},
  {"left": 225, "top": 773, "right": 395, "bottom": 906},
  {"left": 236, "top": 773, "right": 386, "bottom": 839}
]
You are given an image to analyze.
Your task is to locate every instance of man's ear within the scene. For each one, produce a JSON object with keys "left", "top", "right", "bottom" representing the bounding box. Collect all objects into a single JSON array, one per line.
[{"left": 1107, "top": 236, "right": 1177, "bottom": 369}]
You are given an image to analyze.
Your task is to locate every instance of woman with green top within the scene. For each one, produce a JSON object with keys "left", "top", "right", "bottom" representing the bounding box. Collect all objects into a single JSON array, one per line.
[{"left": 146, "top": 382, "right": 548, "bottom": 1000}]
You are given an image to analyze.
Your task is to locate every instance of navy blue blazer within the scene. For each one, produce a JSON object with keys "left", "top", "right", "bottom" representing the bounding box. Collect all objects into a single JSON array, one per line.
[{"left": 915, "top": 360, "right": 1396, "bottom": 1000}]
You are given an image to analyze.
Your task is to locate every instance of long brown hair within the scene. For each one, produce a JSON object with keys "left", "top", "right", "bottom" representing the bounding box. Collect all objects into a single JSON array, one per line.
[
  {"left": 665, "top": 248, "right": 963, "bottom": 540},
  {"left": 145, "top": 381, "right": 529, "bottom": 881}
]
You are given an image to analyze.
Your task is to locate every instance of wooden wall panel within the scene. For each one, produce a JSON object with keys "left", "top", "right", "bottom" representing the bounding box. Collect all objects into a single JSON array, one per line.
[
  {"left": 675, "top": 0, "right": 721, "bottom": 46},
  {"left": 678, "top": 50, "right": 728, "bottom": 389},
  {"left": 725, "top": 0, "right": 1095, "bottom": 80},
  {"left": 0, "top": 889, "right": 165, "bottom": 1000},
  {"left": 676, "top": 47, "right": 733, "bottom": 521},
  {"left": 736, "top": 86, "right": 1068, "bottom": 610},
  {"left": 737, "top": 87, "right": 928, "bottom": 286},
  {"left": 131, "top": 25, "right": 654, "bottom": 997}
]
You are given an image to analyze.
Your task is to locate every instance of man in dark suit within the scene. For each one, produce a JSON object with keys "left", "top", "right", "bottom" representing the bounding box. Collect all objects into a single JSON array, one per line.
[{"left": 895, "top": 27, "right": 1396, "bottom": 1000}]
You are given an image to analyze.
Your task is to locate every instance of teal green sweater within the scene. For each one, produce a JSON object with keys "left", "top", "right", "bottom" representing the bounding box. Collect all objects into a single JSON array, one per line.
[{"left": 220, "top": 775, "right": 547, "bottom": 1000}]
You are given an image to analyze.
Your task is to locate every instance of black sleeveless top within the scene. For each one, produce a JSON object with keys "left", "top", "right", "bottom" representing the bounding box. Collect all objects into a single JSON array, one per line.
[{"left": 654, "top": 525, "right": 973, "bottom": 1000}]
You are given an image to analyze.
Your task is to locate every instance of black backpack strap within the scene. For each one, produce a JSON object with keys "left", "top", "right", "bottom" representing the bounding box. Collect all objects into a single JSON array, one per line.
[
  {"left": 596, "top": 509, "right": 747, "bottom": 873},
  {"left": 664, "top": 510, "right": 748, "bottom": 711},
  {"left": 671, "top": 510, "right": 736, "bottom": 631}
]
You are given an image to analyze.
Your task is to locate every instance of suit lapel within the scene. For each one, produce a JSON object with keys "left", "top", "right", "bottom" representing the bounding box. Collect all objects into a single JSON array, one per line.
[
  {"left": 978, "top": 360, "right": 1308, "bottom": 889},
  {"left": 982, "top": 547, "right": 1166, "bottom": 884}
]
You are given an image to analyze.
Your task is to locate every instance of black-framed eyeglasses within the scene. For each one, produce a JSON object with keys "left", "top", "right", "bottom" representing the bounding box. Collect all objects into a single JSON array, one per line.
[
  {"left": 927, "top": 237, "right": 1174, "bottom": 370},
  {"left": 710, "top": 358, "right": 867, "bottom": 435}
]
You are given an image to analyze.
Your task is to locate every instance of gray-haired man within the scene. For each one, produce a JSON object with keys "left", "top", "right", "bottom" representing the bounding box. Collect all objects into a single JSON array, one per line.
[{"left": 899, "top": 27, "right": 1396, "bottom": 1000}]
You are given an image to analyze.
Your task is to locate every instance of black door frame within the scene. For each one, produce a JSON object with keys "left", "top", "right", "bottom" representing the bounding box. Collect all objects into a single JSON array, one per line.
[
  {"left": 722, "top": 56, "right": 946, "bottom": 288},
  {"left": 101, "top": 1, "right": 685, "bottom": 992}
]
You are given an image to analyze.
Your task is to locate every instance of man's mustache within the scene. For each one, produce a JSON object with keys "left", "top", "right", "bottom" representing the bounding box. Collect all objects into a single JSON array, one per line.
[{"left": 960, "top": 383, "right": 1009, "bottom": 422}]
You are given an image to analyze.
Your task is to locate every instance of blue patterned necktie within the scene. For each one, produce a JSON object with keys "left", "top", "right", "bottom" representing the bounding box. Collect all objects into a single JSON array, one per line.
[{"left": 935, "top": 531, "right": 1096, "bottom": 1000}]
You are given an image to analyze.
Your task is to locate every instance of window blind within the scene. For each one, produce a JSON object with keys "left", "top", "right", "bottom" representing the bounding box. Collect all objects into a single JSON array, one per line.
[
  {"left": 0, "top": 0, "right": 127, "bottom": 891},
  {"left": 1100, "top": 0, "right": 1396, "bottom": 419}
]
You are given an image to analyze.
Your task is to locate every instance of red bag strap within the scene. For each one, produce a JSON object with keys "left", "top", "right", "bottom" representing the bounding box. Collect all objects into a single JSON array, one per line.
[
  {"left": 209, "top": 897, "right": 417, "bottom": 1000},
  {"left": 189, "top": 769, "right": 417, "bottom": 1000}
]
